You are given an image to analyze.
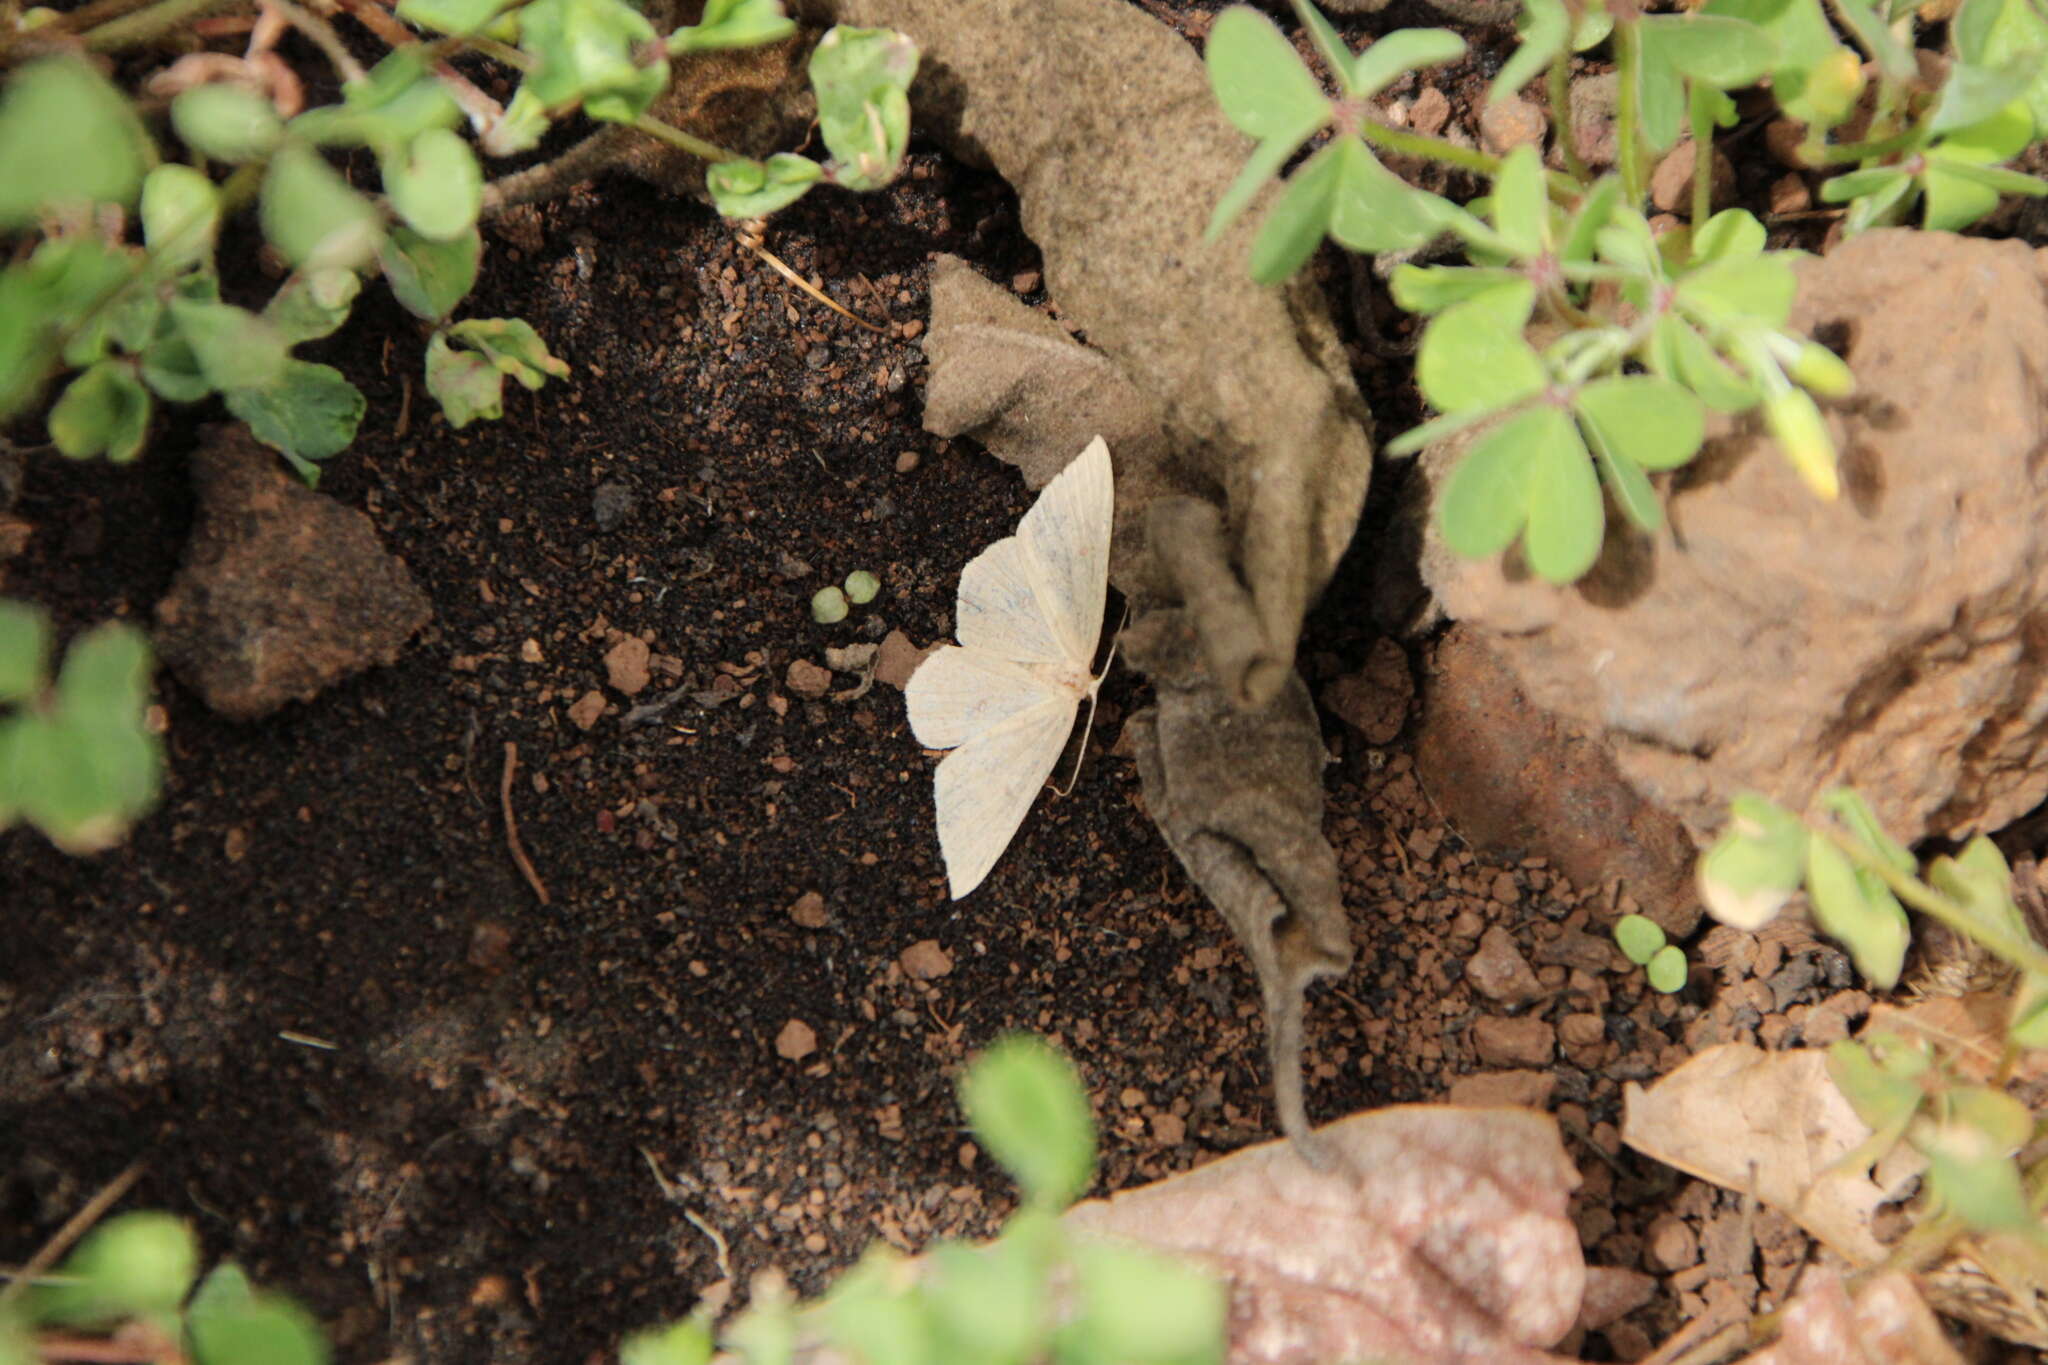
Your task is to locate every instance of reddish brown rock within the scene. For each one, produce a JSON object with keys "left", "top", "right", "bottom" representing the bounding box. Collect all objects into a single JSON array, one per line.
[
  {"left": 1480, "top": 97, "right": 1547, "bottom": 156},
  {"left": 876, "top": 628, "right": 936, "bottom": 689},
  {"left": 1319, "top": 637, "right": 1413, "bottom": 744},
  {"left": 774, "top": 1018, "right": 817, "bottom": 1061},
  {"left": 1427, "top": 232, "right": 2048, "bottom": 853},
  {"left": 1416, "top": 626, "right": 1699, "bottom": 935},
  {"left": 1446, "top": 1069, "right": 1556, "bottom": 1109},
  {"left": 154, "top": 426, "right": 429, "bottom": 720},
  {"left": 788, "top": 890, "right": 830, "bottom": 928},
  {"left": 785, "top": 658, "right": 833, "bottom": 698},
  {"left": 1466, "top": 926, "right": 1545, "bottom": 1005},
  {"left": 1649, "top": 140, "right": 1735, "bottom": 216},
  {"left": 1646, "top": 1213, "right": 1700, "bottom": 1271},
  {"left": 1471, "top": 1014, "right": 1555, "bottom": 1068},
  {"left": 1575, "top": 1266, "right": 1657, "bottom": 1331},
  {"left": 605, "top": 635, "right": 652, "bottom": 694},
  {"left": 899, "top": 939, "right": 953, "bottom": 980}
]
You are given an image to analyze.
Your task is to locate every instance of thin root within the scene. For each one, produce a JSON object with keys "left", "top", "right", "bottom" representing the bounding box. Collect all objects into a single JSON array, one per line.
[{"left": 501, "top": 741, "right": 551, "bottom": 904}]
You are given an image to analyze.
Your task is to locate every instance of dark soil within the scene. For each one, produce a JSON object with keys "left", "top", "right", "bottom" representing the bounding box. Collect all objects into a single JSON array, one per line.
[{"left": 4, "top": 5, "right": 2027, "bottom": 1364}]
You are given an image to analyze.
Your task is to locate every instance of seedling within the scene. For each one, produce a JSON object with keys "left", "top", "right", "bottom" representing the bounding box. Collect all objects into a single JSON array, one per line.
[
  {"left": 1205, "top": 0, "right": 2048, "bottom": 583},
  {"left": 811, "top": 585, "right": 850, "bottom": 624},
  {"left": 1700, "top": 786, "right": 2048, "bottom": 1246},
  {"left": 844, "top": 569, "right": 881, "bottom": 604},
  {"left": 0, "top": 599, "right": 161, "bottom": 854},
  {"left": 1614, "top": 912, "right": 1689, "bottom": 993},
  {"left": 624, "top": 1035, "right": 1224, "bottom": 1365},
  {"left": 1, "top": 1208, "right": 328, "bottom": 1365},
  {"left": 0, "top": 0, "right": 916, "bottom": 479}
]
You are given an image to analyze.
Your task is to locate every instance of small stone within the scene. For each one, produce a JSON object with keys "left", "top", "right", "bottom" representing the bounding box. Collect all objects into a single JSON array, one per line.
[
  {"left": 786, "top": 658, "right": 833, "bottom": 698},
  {"left": 1119, "top": 1086, "right": 1146, "bottom": 1109},
  {"left": 789, "top": 891, "right": 829, "bottom": 928},
  {"left": 875, "top": 629, "right": 936, "bottom": 690},
  {"left": 1650, "top": 141, "right": 1735, "bottom": 216},
  {"left": 1151, "top": 1112, "right": 1187, "bottom": 1145},
  {"left": 520, "top": 638, "right": 544, "bottom": 664},
  {"left": 899, "top": 939, "right": 953, "bottom": 980},
  {"left": 1409, "top": 86, "right": 1451, "bottom": 136},
  {"left": 895, "top": 450, "right": 920, "bottom": 473},
  {"left": 1566, "top": 72, "right": 1619, "bottom": 169},
  {"left": 1764, "top": 117, "right": 1813, "bottom": 169},
  {"left": 468, "top": 920, "right": 514, "bottom": 973},
  {"left": 1575, "top": 1267, "right": 1657, "bottom": 1332},
  {"left": 1446, "top": 1069, "right": 1556, "bottom": 1108},
  {"left": 1645, "top": 1213, "right": 1700, "bottom": 1271},
  {"left": 605, "top": 635, "right": 652, "bottom": 695},
  {"left": 1012, "top": 270, "right": 1041, "bottom": 294},
  {"left": 592, "top": 480, "right": 636, "bottom": 531},
  {"left": 1560, "top": 1013, "right": 1607, "bottom": 1048},
  {"left": 1471, "top": 1014, "right": 1555, "bottom": 1067},
  {"left": 775, "top": 1019, "right": 817, "bottom": 1061},
  {"left": 1769, "top": 173, "right": 1812, "bottom": 216},
  {"left": 1491, "top": 871, "right": 1520, "bottom": 905},
  {"left": 568, "top": 690, "right": 607, "bottom": 730},
  {"left": 1480, "top": 97, "right": 1547, "bottom": 156},
  {"left": 1467, "top": 927, "right": 1545, "bottom": 1004},
  {"left": 1319, "top": 638, "right": 1413, "bottom": 744}
]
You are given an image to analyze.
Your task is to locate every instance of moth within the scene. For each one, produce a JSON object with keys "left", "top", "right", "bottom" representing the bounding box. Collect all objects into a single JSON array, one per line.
[{"left": 905, "top": 437, "right": 1115, "bottom": 898}]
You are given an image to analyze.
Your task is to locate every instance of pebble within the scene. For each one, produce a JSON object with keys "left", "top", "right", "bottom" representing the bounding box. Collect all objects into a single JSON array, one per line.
[
  {"left": 785, "top": 659, "right": 833, "bottom": 698},
  {"left": 875, "top": 629, "right": 934, "bottom": 690},
  {"left": 567, "top": 690, "right": 606, "bottom": 730},
  {"left": 1409, "top": 87, "right": 1451, "bottom": 137},
  {"left": 1480, "top": 97, "right": 1547, "bottom": 155},
  {"left": 1471, "top": 1014, "right": 1555, "bottom": 1067},
  {"left": 1649, "top": 141, "right": 1735, "bottom": 216},
  {"left": 788, "top": 891, "right": 829, "bottom": 928},
  {"left": 1446, "top": 1069, "right": 1556, "bottom": 1108},
  {"left": 895, "top": 450, "right": 920, "bottom": 473},
  {"left": 775, "top": 1018, "right": 817, "bottom": 1061},
  {"left": 899, "top": 939, "right": 953, "bottom": 980},
  {"left": 1012, "top": 270, "right": 1041, "bottom": 294},
  {"left": 605, "top": 636, "right": 652, "bottom": 694},
  {"left": 1646, "top": 1213, "right": 1700, "bottom": 1271},
  {"left": 1769, "top": 172, "right": 1812, "bottom": 215},
  {"left": 1467, "top": 926, "right": 1545, "bottom": 1004},
  {"left": 1151, "top": 1112, "right": 1186, "bottom": 1145},
  {"left": 591, "top": 480, "right": 636, "bottom": 531}
]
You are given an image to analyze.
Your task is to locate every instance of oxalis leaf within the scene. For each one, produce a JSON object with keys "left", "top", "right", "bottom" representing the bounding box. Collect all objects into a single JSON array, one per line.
[
  {"left": 381, "top": 127, "right": 482, "bottom": 241},
  {"left": 223, "top": 360, "right": 366, "bottom": 473},
  {"left": 811, "top": 26, "right": 918, "bottom": 192},
  {"left": 1804, "top": 829, "right": 1908, "bottom": 989},
  {"left": 518, "top": 0, "right": 668, "bottom": 123},
  {"left": 425, "top": 329, "right": 507, "bottom": 428},
  {"left": 668, "top": 0, "right": 797, "bottom": 54},
  {"left": 958, "top": 1034, "right": 1094, "bottom": 1208},
  {"left": 707, "top": 153, "right": 823, "bottom": 219},
  {"left": 0, "top": 58, "right": 154, "bottom": 230},
  {"left": 1697, "top": 792, "right": 1806, "bottom": 929},
  {"left": 380, "top": 226, "right": 482, "bottom": 321}
]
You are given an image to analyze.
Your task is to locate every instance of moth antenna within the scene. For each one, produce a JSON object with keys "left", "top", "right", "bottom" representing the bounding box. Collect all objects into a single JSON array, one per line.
[{"left": 1052, "top": 602, "right": 1129, "bottom": 798}]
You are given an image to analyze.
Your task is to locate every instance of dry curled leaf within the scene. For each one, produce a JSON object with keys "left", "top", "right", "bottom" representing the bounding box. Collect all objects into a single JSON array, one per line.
[
  {"left": 1622, "top": 1043, "right": 1896, "bottom": 1263},
  {"left": 1734, "top": 1272, "right": 1963, "bottom": 1365},
  {"left": 1064, "top": 1106, "right": 1585, "bottom": 1365}
]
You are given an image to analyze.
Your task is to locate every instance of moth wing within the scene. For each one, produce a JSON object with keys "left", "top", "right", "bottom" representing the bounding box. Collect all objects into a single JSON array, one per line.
[
  {"left": 1015, "top": 435, "right": 1113, "bottom": 667},
  {"left": 904, "top": 645, "right": 1061, "bottom": 751},
  {"left": 931, "top": 687, "right": 1079, "bottom": 899},
  {"left": 955, "top": 437, "right": 1114, "bottom": 668}
]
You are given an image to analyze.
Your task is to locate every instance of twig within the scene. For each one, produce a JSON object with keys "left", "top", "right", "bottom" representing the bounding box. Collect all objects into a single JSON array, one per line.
[
  {"left": 501, "top": 741, "right": 550, "bottom": 904},
  {"left": 79, "top": 0, "right": 240, "bottom": 53},
  {"left": 0, "top": 1161, "right": 146, "bottom": 1308},
  {"left": 30, "top": 1332, "right": 183, "bottom": 1363},
  {"left": 738, "top": 232, "right": 889, "bottom": 335},
  {"left": 260, "top": 0, "right": 366, "bottom": 83}
]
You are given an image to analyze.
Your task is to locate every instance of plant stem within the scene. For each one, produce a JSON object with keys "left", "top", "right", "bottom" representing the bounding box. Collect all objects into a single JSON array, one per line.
[
  {"left": 79, "top": 0, "right": 239, "bottom": 52},
  {"left": 630, "top": 112, "right": 738, "bottom": 164},
  {"left": 1614, "top": 24, "right": 1645, "bottom": 208},
  {"left": 1549, "top": 58, "right": 1592, "bottom": 184},
  {"left": 1355, "top": 121, "right": 1500, "bottom": 178},
  {"left": 1805, "top": 124, "right": 1924, "bottom": 167},
  {"left": 264, "top": 0, "right": 367, "bottom": 84},
  {"left": 1688, "top": 85, "right": 1714, "bottom": 233},
  {"left": 1824, "top": 826, "right": 2048, "bottom": 979}
]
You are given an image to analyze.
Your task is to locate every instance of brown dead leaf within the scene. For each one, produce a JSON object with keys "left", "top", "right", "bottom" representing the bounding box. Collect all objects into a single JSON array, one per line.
[
  {"left": 1063, "top": 1105, "right": 1584, "bottom": 1364},
  {"left": 1622, "top": 1044, "right": 1898, "bottom": 1263},
  {"left": 1734, "top": 1272, "right": 1963, "bottom": 1365}
]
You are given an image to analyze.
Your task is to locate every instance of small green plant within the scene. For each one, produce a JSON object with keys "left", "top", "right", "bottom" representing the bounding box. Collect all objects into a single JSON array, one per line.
[
  {"left": 1699, "top": 786, "right": 2048, "bottom": 1245},
  {"left": 0, "top": 599, "right": 161, "bottom": 854},
  {"left": 844, "top": 569, "right": 882, "bottom": 605},
  {"left": 0, "top": 1208, "right": 329, "bottom": 1364},
  {"left": 0, "top": 0, "right": 915, "bottom": 480},
  {"left": 1205, "top": 0, "right": 2048, "bottom": 584},
  {"left": 623, "top": 1034, "right": 1227, "bottom": 1365},
  {"left": 1613, "top": 912, "right": 1689, "bottom": 993},
  {"left": 811, "top": 585, "right": 851, "bottom": 623}
]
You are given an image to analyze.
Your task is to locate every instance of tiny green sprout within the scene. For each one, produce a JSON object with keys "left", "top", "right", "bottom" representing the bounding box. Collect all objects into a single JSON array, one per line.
[
  {"left": 844, "top": 569, "right": 881, "bottom": 604},
  {"left": 812, "top": 585, "right": 850, "bottom": 624},
  {"left": 1613, "top": 913, "right": 1667, "bottom": 966},
  {"left": 1645, "top": 944, "right": 1689, "bottom": 994}
]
